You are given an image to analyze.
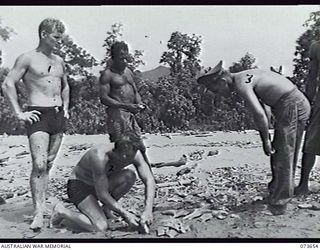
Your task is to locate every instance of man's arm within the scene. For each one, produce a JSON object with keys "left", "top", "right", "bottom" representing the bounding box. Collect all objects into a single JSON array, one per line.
[
  {"left": 90, "top": 149, "right": 139, "bottom": 226},
  {"left": 128, "top": 70, "right": 143, "bottom": 104},
  {"left": 133, "top": 151, "right": 156, "bottom": 225},
  {"left": 99, "top": 70, "right": 142, "bottom": 113},
  {"left": 237, "top": 86, "right": 274, "bottom": 156},
  {"left": 305, "top": 42, "right": 320, "bottom": 104},
  {"left": 2, "top": 54, "right": 40, "bottom": 123},
  {"left": 61, "top": 61, "right": 70, "bottom": 118}
]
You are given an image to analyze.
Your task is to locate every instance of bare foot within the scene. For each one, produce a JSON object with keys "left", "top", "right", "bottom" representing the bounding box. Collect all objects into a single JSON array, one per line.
[
  {"left": 49, "top": 203, "right": 65, "bottom": 228},
  {"left": 30, "top": 212, "right": 44, "bottom": 231},
  {"left": 294, "top": 186, "right": 309, "bottom": 196}
]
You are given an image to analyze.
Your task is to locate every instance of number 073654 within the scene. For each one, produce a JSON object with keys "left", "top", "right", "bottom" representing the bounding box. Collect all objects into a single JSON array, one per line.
[{"left": 300, "top": 244, "right": 319, "bottom": 248}]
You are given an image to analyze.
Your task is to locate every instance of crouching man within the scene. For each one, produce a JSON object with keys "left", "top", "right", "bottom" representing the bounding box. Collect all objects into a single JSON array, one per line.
[
  {"left": 50, "top": 133, "right": 156, "bottom": 232},
  {"left": 197, "top": 61, "right": 310, "bottom": 215}
]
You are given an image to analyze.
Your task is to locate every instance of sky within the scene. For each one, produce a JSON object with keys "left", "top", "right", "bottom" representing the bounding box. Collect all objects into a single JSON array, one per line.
[{"left": 0, "top": 5, "right": 320, "bottom": 76}]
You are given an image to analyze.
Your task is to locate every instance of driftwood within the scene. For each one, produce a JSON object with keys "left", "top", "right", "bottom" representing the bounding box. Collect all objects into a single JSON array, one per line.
[
  {"left": 151, "top": 155, "right": 187, "bottom": 168},
  {"left": 136, "top": 179, "right": 193, "bottom": 190},
  {"left": 157, "top": 179, "right": 193, "bottom": 188}
]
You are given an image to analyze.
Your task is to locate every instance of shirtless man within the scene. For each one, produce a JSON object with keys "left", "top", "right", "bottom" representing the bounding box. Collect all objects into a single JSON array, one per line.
[
  {"left": 50, "top": 134, "right": 156, "bottom": 233},
  {"left": 197, "top": 61, "right": 310, "bottom": 214},
  {"left": 99, "top": 41, "right": 151, "bottom": 168},
  {"left": 2, "top": 18, "right": 70, "bottom": 230},
  {"left": 295, "top": 41, "right": 320, "bottom": 195}
]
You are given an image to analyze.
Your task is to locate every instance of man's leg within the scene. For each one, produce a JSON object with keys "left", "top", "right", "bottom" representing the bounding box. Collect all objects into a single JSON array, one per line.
[
  {"left": 51, "top": 196, "right": 107, "bottom": 232},
  {"left": 47, "top": 133, "right": 64, "bottom": 172},
  {"left": 268, "top": 154, "right": 277, "bottom": 195},
  {"left": 295, "top": 104, "right": 319, "bottom": 195},
  {"left": 51, "top": 170, "right": 136, "bottom": 231},
  {"left": 102, "top": 169, "right": 137, "bottom": 217},
  {"left": 45, "top": 133, "right": 64, "bottom": 198},
  {"left": 295, "top": 153, "right": 316, "bottom": 195},
  {"left": 269, "top": 105, "right": 297, "bottom": 214},
  {"left": 108, "top": 169, "right": 137, "bottom": 199},
  {"left": 28, "top": 131, "right": 50, "bottom": 230}
]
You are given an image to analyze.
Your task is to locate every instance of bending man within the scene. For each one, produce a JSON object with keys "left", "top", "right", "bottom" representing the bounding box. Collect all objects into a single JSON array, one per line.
[{"left": 197, "top": 61, "right": 310, "bottom": 215}]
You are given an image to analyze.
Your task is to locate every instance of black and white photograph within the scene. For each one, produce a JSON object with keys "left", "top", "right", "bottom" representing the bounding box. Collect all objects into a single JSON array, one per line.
[{"left": 0, "top": 5, "right": 320, "bottom": 240}]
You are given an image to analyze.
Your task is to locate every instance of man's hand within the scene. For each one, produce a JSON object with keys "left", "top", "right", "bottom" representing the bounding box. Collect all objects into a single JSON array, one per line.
[
  {"left": 262, "top": 139, "right": 275, "bottom": 156},
  {"left": 124, "top": 212, "right": 140, "bottom": 228},
  {"left": 126, "top": 104, "right": 146, "bottom": 114},
  {"left": 17, "top": 111, "right": 41, "bottom": 124},
  {"left": 140, "top": 210, "right": 153, "bottom": 227},
  {"left": 63, "top": 109, "right": 70, "bottom": 119}
]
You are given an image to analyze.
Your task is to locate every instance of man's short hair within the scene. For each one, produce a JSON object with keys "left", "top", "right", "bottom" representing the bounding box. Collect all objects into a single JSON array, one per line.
[
  {"left": 111, "top": 41, "right": 129, "bottom": 58},
  {"left": 114, "top": 133, "right": 141, "bottom": 151},
  {"left": 38, "top": 18, "right": 65, "bottom": 38}
]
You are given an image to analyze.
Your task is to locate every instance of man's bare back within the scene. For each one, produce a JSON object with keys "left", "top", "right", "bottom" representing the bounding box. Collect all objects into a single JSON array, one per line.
[
  {"left": 70, "top": 144, "right": 115, "bottom": 186},
  {"left": 20, "top": 50, "right": 65, "bottom": 107},
  {"left": 233, "top": 69, "right": 296, "bottom": 106}
]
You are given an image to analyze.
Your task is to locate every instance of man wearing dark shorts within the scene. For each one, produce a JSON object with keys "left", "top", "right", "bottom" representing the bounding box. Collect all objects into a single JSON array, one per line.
[
  {"left": 50, "top": 134, "right": 156, "bottom": 233},
  {"left": 197, "top": 61, "right": 310, "bottom": 215},
  {"left": 2, "top": 18, "right": 70, "bottom": 230},
  {"left": 99, "top": 41, "right": 150, "bottom": 166},
  {"left": 26, "top": 106, "right": 66, "bottom": 136},
  {"left": 295, "top": 41, "right": 320, "bottom": 195}
]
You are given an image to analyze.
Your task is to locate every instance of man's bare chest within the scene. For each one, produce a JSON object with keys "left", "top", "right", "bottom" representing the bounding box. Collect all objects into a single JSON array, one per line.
[
  {"left": 26, "top": 57, "right": 64, "bottom": 79},
  {"left": 110, "top": 72, "right": 135, "bottom": 88}
]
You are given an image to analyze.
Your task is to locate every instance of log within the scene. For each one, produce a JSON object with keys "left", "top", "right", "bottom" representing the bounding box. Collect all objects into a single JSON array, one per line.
[{"left": 151, "top": 155, "right": 187, "bottom": 168}]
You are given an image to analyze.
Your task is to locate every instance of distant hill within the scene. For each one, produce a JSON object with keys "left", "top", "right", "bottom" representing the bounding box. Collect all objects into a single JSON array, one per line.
[{"left": 140, "top": 66, "right": 170, "bottom": 82}]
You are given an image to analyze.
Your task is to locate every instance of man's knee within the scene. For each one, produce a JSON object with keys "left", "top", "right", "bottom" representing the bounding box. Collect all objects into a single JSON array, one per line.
[{"left": 32, "top": 157, "right": 48, "bottom": 174}]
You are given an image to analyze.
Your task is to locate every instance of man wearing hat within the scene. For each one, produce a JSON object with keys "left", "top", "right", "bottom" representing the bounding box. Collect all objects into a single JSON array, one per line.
[{"left": 197, "top": 61, "right": 310, "bottom": 214}]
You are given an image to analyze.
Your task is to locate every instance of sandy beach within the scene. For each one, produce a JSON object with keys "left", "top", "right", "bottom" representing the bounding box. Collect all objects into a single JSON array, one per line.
[{"left": 0, "top": 131, "right": 320, "bottom": 239}]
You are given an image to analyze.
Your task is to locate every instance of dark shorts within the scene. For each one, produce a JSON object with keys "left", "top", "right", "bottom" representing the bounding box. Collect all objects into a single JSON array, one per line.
[
  {"left": 303, "top": 97, "right": 320, "bottom": 155},
  {"left": 106, "top": 108, "right": 146, "bottom": 152},
  {"left": 26, "top": 106, "right": 66, "bottom": 137},
  {"left": 67, "top": 179, "right": 97, "bottom": 206}
]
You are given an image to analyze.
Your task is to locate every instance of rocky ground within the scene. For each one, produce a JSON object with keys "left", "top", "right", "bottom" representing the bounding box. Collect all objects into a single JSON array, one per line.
[{"left": 1, "top": 131, "right": 320, "bottom": 239}]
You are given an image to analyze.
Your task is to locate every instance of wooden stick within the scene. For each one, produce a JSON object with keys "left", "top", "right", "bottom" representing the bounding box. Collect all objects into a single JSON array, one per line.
[
  {"left": 151, "top": 155, "right": 187, "bottom": 168},
  {"left": 135, "top": 179, "right": 193, "bottom": 190}
]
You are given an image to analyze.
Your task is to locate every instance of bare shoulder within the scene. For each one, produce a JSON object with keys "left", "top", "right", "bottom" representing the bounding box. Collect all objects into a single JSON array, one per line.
[
  {"left": 52, "top": 54, "right": 65, "bottom": 65},
  {"left": 89, "top": 145, "right": 112, "bottom": 161},
  {"left": 99, "top": 68, "right": 112, "bottom": 84},
  {"left": 125, "top": 67, "right": 135, "bottom": 77},
  {"left": 14, "top": 51, "right": 33, "bottom": 66},
  {"left": 125, "top": 67, "right": 134, "bottom": 74}
]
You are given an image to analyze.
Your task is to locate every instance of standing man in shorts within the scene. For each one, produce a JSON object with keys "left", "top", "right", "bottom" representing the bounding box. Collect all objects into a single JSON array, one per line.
[
  {"left": 99, "top": 41, "right": 151, "bottom": 167},
  {"left": 50, "top": 134, "right": 156, "bottom": 233},
  {"left": 295, "top": 41, "right": 320, "bottom": 195},
  {"left": 197, "top": 61, "right": 310, "bottom": 214},
  {"left": 2, "top": 18, "right": 70, "bottom": 230}
]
